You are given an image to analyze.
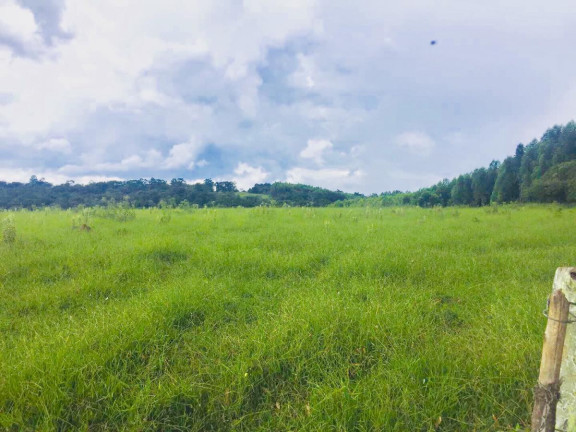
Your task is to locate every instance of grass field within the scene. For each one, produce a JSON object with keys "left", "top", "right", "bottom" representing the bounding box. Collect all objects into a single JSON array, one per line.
[{"left": 1, "top": 205, "right": 575, "bottom": 431}]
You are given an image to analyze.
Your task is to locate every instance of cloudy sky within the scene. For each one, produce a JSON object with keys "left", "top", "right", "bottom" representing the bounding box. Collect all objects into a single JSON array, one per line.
[{"left": 1, "top": 0, "right": 575, "bottom": 193}]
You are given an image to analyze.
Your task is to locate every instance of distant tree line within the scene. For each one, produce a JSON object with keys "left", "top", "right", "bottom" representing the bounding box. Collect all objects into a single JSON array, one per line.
[
  {"left": 0, "top": 177, "right": 356, "bottom": 209},
  {"left": 338, "top": 121, "right": 576, "bottom": 208},
  {"left": 248, "top": 183, "right": 355, "bottom": 206}
]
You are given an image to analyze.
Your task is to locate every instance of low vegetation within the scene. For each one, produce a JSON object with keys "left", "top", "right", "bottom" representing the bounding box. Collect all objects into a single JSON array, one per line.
[{"left": 1, "top": 205, "right": 574, "bottom": 430}]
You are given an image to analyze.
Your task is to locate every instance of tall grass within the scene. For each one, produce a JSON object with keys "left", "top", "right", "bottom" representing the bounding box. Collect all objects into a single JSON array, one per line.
[
  {"left": 1, "top": 215, "right": 16, "bottom": 244},
  {"left": 0, "top": 205, "right": 574, "bottom": 431}
]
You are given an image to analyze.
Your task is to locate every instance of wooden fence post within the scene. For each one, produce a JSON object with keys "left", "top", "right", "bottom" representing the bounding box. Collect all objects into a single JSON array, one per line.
[
  {"left": 531, "top": 267, "right": 576, "bottom": 432},
  {"left": 553, "top": 268, "right": 576, "bottom": 432}
]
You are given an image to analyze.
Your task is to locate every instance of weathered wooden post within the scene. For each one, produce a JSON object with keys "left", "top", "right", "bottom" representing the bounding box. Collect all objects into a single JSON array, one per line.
[
  {"left": 554, "top": 268, "right": 576, "bottom": 432},
  {"left": 531, "top": 267, "right": 576, "bottom": 432}
]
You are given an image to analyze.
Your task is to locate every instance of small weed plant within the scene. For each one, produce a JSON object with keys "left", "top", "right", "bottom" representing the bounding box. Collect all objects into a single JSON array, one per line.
[{"left": 1, "top": 215, "right": 16, "bottom": 244}]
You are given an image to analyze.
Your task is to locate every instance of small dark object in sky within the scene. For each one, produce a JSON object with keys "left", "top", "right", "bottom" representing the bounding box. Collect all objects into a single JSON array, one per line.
[{"left": 430, "top": 40, "right": 437, "bottom": 45}]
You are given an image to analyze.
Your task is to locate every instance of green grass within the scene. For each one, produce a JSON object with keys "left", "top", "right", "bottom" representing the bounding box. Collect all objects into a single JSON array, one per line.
[{"left": 0, "top": 205, "right": 574, "bottom": 431}]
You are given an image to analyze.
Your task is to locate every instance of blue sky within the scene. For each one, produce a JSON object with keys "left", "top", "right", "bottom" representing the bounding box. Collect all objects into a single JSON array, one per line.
[{"left": 1, "top": 0, "right": 575, "bottom": 193}]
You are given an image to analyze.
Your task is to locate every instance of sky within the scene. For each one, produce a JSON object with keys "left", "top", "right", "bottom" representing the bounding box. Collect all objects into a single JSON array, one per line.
[{"left": 1, "top": 0, "right": 575, "bottom": 193}]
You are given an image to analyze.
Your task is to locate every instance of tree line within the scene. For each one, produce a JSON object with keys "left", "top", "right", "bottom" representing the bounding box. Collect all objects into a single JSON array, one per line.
[
  {"left": 0, "top": 177, "right": 354, "bottom": 209},
  {"left": 340, "top": 121, "right": 576, "bottom": 207}
]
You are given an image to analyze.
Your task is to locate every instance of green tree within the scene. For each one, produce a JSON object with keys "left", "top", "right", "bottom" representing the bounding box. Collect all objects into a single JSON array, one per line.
[
  {"left": 524, "top": 160, "right": 576, "bottom": 202},
  {"left": 431, "top": 179, "right": 454, "bottom": 206},
  {"left": 519, "top": 140, "right": 539, "bottom": 200},
  {"left": 417, "top": 190, "right": 440, "bottom": 207},
  {"left": 215, "top": 181, "right": 238, "bottom": 193},
  {"left": 451, "top": 175, "right": 473, "bottom": 205},
  {"left": 491, "top": 157, "right": 519, "bottom": 203}
]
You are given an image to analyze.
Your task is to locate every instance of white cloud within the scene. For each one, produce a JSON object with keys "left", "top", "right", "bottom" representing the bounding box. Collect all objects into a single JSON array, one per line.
[
  {"left": 0, "top": 0, "right": 318, "bottom": 140},
  {"left": 59, "top": 149, "right": 163, "bottom": 174},
  {"left": 395, "top": 132, "right": 435, "bottom": 156},
  {"left": 0, "top": 167, "right": 122, "bottom": 184},
  {"left": 232, "top": 162, "right": 269, "bottom": 190},
  {"left": 386, "top": 168, "right": 442, "bottom": 185},
  {"left": 163, "top": 140, "right": 203, "bottom": 170},
  {"left": 0, "top": 1, "right": 37, "bottom": 35},
  {"left": 286, "top": 167, "right": 364, "bottom": 190},
  {"left": 290, "top": 54, "right": 316, "bottom": 89},
  {"left": 0, "top": 1, "right": 44, "bottom": 56},
  {"left": 1, "top": 0, "right": 576, "bottom": 193},
  {"left": 37, "top": 138, "right": 72, "bottom": 154},
  {"left": 299, "top": 139, "right": 333, "bottom": 165}
]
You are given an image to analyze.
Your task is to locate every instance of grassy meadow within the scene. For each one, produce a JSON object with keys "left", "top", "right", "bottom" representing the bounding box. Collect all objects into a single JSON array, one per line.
[{"left": 0, "top": 205, "right": 575, "bottom": 431}]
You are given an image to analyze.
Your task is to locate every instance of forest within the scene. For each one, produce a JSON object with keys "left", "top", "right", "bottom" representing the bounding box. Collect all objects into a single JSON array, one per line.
[
  {"left": 0, "top": 121, "right": 575, "bottom": 209},
  {"left": 0, "top": 177, "right": 353, "bottom": 209},
  {"left": 372, "top": 121, "right": 576, "bottom": 207}
]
